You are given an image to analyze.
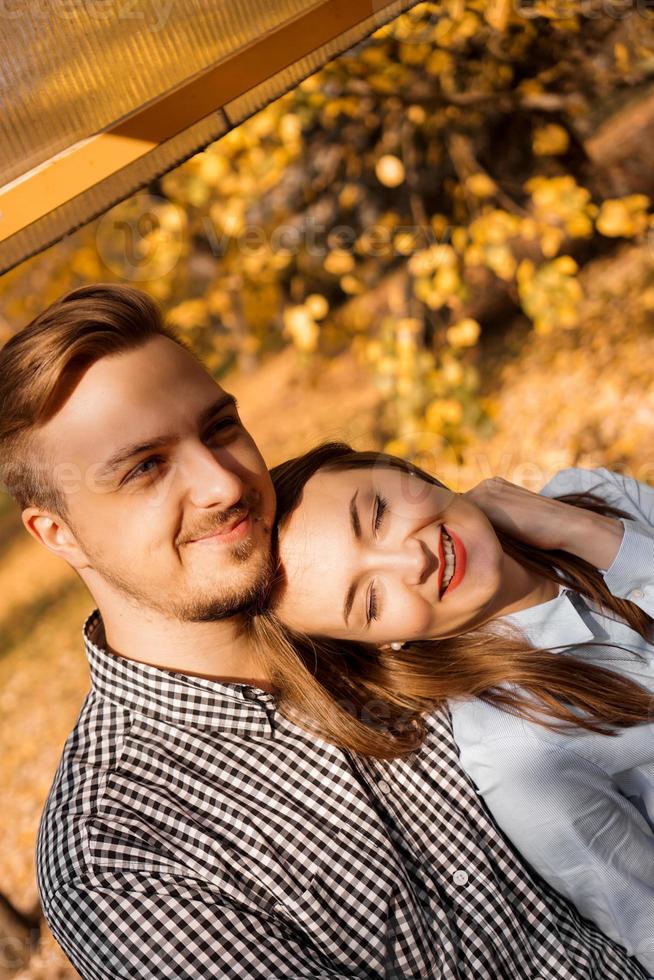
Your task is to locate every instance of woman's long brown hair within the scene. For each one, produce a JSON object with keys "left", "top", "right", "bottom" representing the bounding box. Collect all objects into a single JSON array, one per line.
[{"left": 249, "top": 443, "right": 654, "bottom": 760}]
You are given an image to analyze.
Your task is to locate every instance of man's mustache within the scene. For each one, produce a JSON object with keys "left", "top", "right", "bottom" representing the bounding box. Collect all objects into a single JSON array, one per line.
[{"left": 177, "top": 489, "right": 262, "bottom": 546}]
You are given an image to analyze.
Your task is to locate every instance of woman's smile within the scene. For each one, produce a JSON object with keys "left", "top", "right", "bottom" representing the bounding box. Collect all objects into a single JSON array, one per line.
[
  {"left": 275, "top": 463, "right": 504, "bottom": 644},
  {"left": 440, "top": 525, "right": 467, "bottom": 597}
]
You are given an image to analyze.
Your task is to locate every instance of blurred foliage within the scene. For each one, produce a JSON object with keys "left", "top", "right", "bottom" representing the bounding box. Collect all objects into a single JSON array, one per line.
[{"left": 1, "top": 0, "right": 654, "bottom": 475}]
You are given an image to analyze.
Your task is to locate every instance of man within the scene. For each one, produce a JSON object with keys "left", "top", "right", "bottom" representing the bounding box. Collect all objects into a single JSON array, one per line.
[{"left": 2, "top": 283, "right": 646, "bottom": 978}]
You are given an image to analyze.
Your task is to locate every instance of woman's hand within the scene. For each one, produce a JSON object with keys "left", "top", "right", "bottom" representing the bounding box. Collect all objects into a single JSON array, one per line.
[{"left": 462, "top": 476, "right": 624, "bottom": 568}]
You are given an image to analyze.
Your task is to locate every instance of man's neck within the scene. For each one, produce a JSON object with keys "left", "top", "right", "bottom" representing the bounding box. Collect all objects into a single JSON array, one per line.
[{"left": 96, "top": 604, "right": 275, "bottom": 692}]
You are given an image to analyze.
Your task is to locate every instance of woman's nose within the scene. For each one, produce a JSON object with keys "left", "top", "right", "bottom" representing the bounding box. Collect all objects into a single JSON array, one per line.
[{"left": 372, "top": 537, "right": 434, "bottom": 585}]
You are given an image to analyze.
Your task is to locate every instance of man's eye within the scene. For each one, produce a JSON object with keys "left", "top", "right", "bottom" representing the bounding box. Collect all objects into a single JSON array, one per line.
[
  {"left": 124, "top": 456, "right": 163, "bottom": 484},
  {"left": 206, "top": 417, "right": 240, "bottom": 440},
  {"left": 373, "top": 494, "right": 388, "bottom": 533},
  {"left": 123, "top": 415, "right": 240, "bottom": 483}
]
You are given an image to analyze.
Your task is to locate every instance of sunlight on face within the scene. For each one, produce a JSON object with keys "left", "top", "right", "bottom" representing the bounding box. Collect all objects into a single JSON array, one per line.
[
  {"left": 38, "top": 336, "right": 276, "bottom": 620},
  {"left": 275, "top": 464, "right": 505, "bottom": 644}
]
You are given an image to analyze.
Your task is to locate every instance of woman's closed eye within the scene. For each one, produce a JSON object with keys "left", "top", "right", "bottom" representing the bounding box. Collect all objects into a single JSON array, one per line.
[
  {"left": 364, "top": 495, "right": 389, "bottom": 625},
  {"left": 373, "top": 494, "right": 388, "bottom": 534},
  {"left": 366, "top": 581, "right": 382, "bottom": 625}
]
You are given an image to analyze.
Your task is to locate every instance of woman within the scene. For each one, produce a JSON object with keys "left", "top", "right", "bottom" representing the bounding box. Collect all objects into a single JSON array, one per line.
[{"left": 258, "top": 442, "right": 654, "bottom": 974}]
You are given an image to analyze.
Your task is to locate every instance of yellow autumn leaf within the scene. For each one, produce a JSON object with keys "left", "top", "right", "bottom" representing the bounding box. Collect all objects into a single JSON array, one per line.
[
  {"left": 407, "top": 105, "right": 427, "bottom": 125},
  {"left": 451, "top": 227, "right": 468, "bottom": 252},
  {"left": 408, "top": 250, "right": 436, "bottom": 277},
  {"left": 157, "top": 204, "right": 187, "bottom": 232},
  {"left": 484, "top": 244, "right": 517, "bottom": 280},
  {"left": 465, "top": 173, "right": 497, "bottom": 198},
  {"left": 565, "top": 212, "right": 593, "bottom": 239},
  {"left": 596, "top": 196, "right": 651, "bottom": 237},
  {"left": 446, "top": 318, "right": 481, "bottom": 348},
  {"left": 283, "top": 306, "right": 319, "bottom": 353},
  {"left": 430, "top": 214, "right": 450, "bottom": 239},
  {"left": 517, "top": 256, "right": 582, "bottom": 334},
  {"left": 396, "top": 376, "right": 414, "bottom": 396},
  {"left": 533, "top": 123, "right": 569, "bottom": 156},
  {"left": 413, "top": 276, "right": 435, "bottom": 305},
  {"left": 434, "top": 265, "right": 461, "bottom": 296},
  {"left": 431, "top": 243, "right": 459, "bottom": 268},
  {"left": 440, "top": 357, "right": 465, "bottom": 385},
  {"left": 426, "top": 398, "right": 464, "bottom": 427},
  {"left": 167, "top": 299, "right": 209, "bottom": 330},
  {"left": 484, "top": 0, "right": 511, "bottom": 31},
  {"left": 206, "top": 289, "right": 230, "bottom": 317},
  {"left": 614, "top": 42, "right": 630, "bottom": 73},
  {"left": 305, "top": 294, "right": 329, "bottom": 319},
  {"left": 375, "top": 154, "right": 406, "bottom": 188},
  {"left": 463, "top": 244, "right": 485, "bottom": 266},
  {"left": 324, "top": 250, "right": 355, "bottom": 275},
  {"left": 384, "top": 438, "right": 409, "bottom": 458},
  {"left": 540, "top": 226, "right": 564, "bottom": 258},
  {"left": 552, "top": 255, "right": 579, "bottom": 275},
  {"left": 340, "top": 274, "right": 365, "bottom": 295},
  {"left": 197, "top": 152, "right": 229, "bottom": 186},
  {"left": 394, "top": 231, "right": 419, "bottom": 255},
  {"left": 365, "top": 340, "right": 383, "bottom": 363},
  {"left": 338, "top": 184, "right": 361, "bottom": 209},
  {"left": 520, "top": 217, "right": 539, "bottom": 241},
  {"left": 426, "top": 49, "right": 455, "bottom": 77},
  {"left": 469, "top": 209, "right": 521, "bottom": 245},
  {"left": 279, "top": 113, "right": 302, "bottom": 143}
]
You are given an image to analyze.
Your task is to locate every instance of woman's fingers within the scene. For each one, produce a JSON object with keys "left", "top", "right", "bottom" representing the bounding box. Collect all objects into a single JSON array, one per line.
[{"left": 462, "top": 477, "right": 573, "bottom": 550}]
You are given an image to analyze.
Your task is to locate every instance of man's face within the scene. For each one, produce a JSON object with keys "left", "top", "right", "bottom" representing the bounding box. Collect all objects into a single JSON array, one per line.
[{"left": 36, "top": 336, "right": 276, "bottom": 620}]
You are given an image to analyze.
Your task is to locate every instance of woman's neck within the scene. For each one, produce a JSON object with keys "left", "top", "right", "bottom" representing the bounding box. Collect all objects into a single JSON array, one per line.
[{"left": 489, "top": 552, "right": 561, "bottom": 619}]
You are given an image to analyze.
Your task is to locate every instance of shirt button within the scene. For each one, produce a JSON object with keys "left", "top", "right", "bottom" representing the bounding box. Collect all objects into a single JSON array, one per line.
[
  {"left": 630, "top": 588, "right": 645, "bottom": 599},
  {"left": 377, "top": 779, "right": 392, "bottom": 794},
  {"left": 241, "top": 686, "right": 259, "bottom": 701},
  {"left": 453, "top": 870, "right": 469, "bottom": 886}
]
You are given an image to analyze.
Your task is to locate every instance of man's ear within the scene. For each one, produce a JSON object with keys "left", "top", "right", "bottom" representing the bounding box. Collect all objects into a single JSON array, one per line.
[{"left": 21, "top": 507, "right": 90, "bottom": 570}]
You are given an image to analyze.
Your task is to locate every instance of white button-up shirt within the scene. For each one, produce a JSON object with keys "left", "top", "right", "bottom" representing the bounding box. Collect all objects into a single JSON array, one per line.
[{"left": 451, "top": 466, "right": 654, "bottom": 975}]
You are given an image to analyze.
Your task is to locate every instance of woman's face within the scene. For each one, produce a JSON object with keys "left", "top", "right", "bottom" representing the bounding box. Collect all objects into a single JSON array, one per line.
[{"left": 275, "top": 464, "right": 507, "bottom": 644}]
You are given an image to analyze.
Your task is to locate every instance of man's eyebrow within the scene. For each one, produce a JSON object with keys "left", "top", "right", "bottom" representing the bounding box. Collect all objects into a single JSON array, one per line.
[
  {"left": 343, "top": 489, "right": 361, "bottom": 625},
  {"left": 95, "top": 393, "right": 238, "bottom": 481}
]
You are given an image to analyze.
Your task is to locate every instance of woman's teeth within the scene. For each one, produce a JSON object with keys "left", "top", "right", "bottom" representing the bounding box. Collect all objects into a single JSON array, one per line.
[{"left": 440, "top": 527, "right": 456, "bottom": 596}]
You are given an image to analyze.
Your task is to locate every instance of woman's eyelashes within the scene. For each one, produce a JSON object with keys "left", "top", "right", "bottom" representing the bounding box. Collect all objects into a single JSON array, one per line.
[
  {"left": 364, "top": 494, "right": 389, "bottom": 624},
  {"left": 366, "top": 581, "right": 380, "bottom": 625},
  {"left": 373, "top": 493, "right": 389, "bottom": 534}
]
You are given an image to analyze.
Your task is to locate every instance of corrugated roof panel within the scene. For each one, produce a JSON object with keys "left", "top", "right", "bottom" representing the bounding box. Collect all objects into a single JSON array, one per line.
[{"left": 0, "top": 0, "right": 419, "bottom": 275}]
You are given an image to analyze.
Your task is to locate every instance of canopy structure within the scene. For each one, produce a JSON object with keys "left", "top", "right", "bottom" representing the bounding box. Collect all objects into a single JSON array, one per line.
[{"left": 0, "top": 0, "right": 419, "bottom": 276}]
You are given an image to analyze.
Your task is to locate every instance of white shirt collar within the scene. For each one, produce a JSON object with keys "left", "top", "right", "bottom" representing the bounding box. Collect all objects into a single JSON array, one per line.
[{"left": 497, "top": 585, "right": 595, "bottom": 649}]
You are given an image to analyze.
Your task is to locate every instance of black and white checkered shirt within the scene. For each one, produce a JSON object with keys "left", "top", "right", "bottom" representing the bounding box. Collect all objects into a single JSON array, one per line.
[{"left": 36, "top": 609, "right": 646, "bottom": 979}]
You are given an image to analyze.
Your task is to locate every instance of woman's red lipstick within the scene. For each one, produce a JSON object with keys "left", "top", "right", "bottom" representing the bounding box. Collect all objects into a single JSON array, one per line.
[
  {"left": 437, "top": 524, "right": 445, "bottom": 595},
  {"left": 442, "top": 526, "right": 467, "bottom": 596}
]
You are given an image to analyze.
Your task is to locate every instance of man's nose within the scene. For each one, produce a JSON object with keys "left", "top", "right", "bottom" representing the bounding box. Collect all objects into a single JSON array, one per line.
[{"left": 183, "top": 444, "right": 245, "bottom": 510}]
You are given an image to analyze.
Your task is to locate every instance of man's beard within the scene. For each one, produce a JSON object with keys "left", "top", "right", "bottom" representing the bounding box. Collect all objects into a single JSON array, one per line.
[{"left": 85, "top": 534, "right": 276, "bottom": 622}]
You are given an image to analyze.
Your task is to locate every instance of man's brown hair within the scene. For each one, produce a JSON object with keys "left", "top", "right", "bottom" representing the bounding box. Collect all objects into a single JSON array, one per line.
[{"left": 0, "top": 282, "right": 190, "bottom": 517}]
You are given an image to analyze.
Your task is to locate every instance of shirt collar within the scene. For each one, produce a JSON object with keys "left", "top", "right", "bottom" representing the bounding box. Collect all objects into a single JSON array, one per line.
[
  {"left": 497, "top": 585, "right": 595, "bottom": 649},
  {"left": 83, "top": 609, "right": 278, "bottom": 738}
]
